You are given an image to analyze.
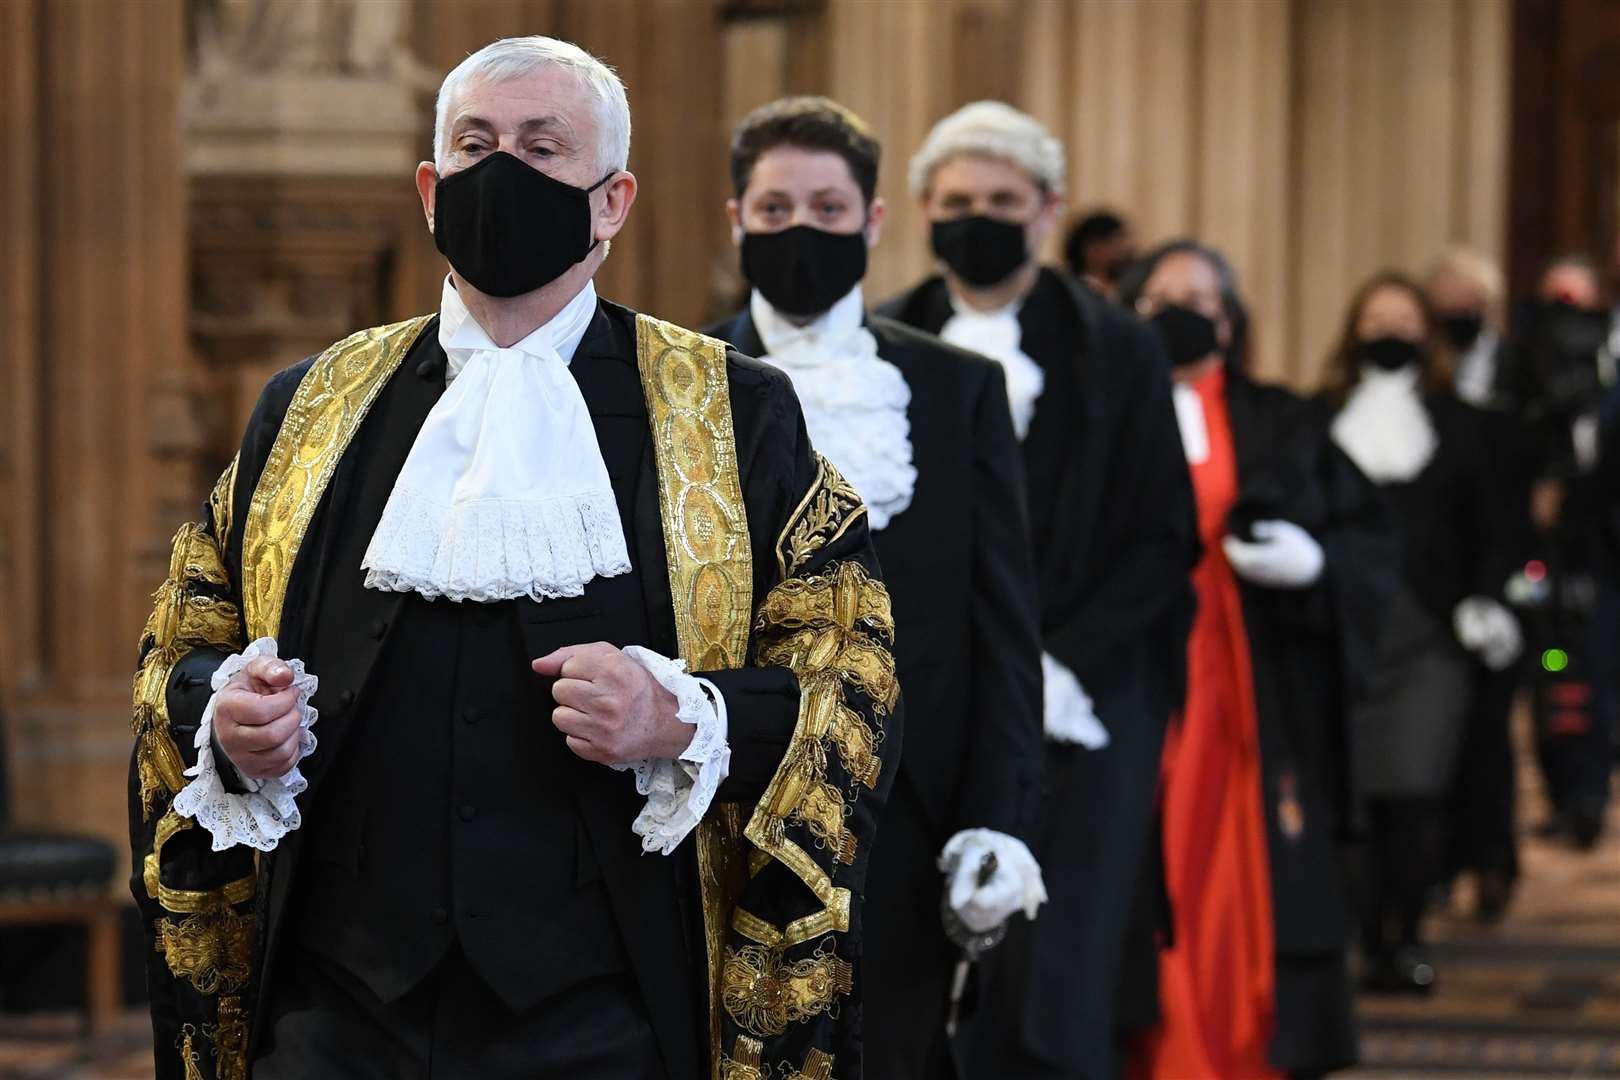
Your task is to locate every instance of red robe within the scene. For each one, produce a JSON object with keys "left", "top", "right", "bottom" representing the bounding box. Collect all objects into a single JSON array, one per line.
[{"left": 1141, "top": 368, "right": 1281, "bottom": 1079}]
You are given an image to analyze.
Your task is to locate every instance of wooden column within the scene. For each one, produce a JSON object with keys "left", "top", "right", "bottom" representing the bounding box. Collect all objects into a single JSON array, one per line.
[{"left": 2, "top": 0, "right": 190, "bottom": 858}]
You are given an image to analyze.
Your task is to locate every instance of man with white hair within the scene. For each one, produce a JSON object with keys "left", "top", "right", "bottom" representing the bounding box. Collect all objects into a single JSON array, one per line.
[
  {"left": 880, "top": 101, "right": 1197, "bottom": 1079},
  {"left": 129, "top": 36, "right": 898, "bottom": 1080}
]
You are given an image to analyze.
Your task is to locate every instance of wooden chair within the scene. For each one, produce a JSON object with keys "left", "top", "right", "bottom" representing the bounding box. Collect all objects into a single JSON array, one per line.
[{"left": 0, "top": 706, "right": 122, "bottom": 1035}]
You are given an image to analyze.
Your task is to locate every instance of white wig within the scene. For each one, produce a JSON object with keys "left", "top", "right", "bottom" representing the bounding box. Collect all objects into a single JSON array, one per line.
[
  {"left": 908, "top": 101, "right": 1065, "bottom": 198},
  {"left": 434, "top": 36, "right": 631, "bottom": 175}
]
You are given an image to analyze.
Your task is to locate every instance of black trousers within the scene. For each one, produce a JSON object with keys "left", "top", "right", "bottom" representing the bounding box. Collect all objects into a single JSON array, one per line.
[{"left": 255, "top": 944, "right": 668, "bottom": 1080}]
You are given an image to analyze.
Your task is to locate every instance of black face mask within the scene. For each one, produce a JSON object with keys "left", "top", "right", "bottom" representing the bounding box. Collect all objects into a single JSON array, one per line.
[
  {"left": 740, "top": 225, "right": 869, "bottom": 319},
  {"left": 433, "top": 151, "right": 613, "bottom": 298},
  {"left": 1149, "top": 305, "right": 1220, "bottom": 368},
  {"left": 1357, "top": 335, "right": 1422, "bottom": 372},
  {"left": 930, "top": 215, "right": 1029, "bottom": 288},
  {"left": 1441, "top": 312, "right": 1485, "bottom": 352}
]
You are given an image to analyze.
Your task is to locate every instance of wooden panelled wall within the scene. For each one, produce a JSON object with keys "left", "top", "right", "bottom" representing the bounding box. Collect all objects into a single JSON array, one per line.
[
  {"left": 732, "top": 0, "right": 1511, "bottom": 385},
  {"left": 0, "top": 0, "right": 1513, "bottom": 857}
]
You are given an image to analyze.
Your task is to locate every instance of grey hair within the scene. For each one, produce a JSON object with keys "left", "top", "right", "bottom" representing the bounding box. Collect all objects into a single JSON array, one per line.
[
  {"left": 434, "top": 36, "right": 631, "bottom": 175},
  {"left": 908, "top": 100, "right": 1066, "bottom": 198}
]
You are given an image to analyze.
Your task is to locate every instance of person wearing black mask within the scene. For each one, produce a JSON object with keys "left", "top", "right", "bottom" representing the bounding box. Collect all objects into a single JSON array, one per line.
[
  {"left": 705, "top": 96, "right": 1047, "bottom": 1080},
  {"left": 879, "top": 101, "right": 1198, "bottom": 1079},
  {"left": 1325, "top": 273, "right": 1522, "bottom": 995},
  {"left": 129, "top": 38, "right": 902, "bottom": 1080},
  {"left": 1118, "top": 242, "right": 1397, "bottom": 1079},
  {"left": 1424, "top": 249, "right": 1535, "bottom": 920}
]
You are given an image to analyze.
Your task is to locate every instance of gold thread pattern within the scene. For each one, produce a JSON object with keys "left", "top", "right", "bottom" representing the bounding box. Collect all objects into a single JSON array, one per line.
[
  {"left": 776, "top": 455, "right": 865, "bottom": 578},
  {"left": 207, "top": 995, "right": 249, "bottom": 1080},
  {"left": 721, "top": 940, "right": 854, "bottom": 1038},
  {"left": 786, "top": 1048, "right": 836, "bottom": 1080},
  {"left": 241, "top": 314, "right": 433, "bottom": 641},
  {"left": 178, "top": 1025, "right": 204, "bottom": 1080},
  {"left": 719, "top": 1035, "right": 764, "bottom": 1080},
  {"left": 154, "top": 907, "right": 254, "bottom": 995},
  {"left": 635, "top": 314, "right": 756, "bottom": 1078}
]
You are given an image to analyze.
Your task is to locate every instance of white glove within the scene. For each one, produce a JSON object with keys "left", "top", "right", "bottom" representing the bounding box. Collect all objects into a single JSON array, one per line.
[
  {"left": 939, "top": 828, "right": 1048, "bottom": 934},
  {"left": 1453, "top": 595, "right": 1523, "bottom": 671},
  {"left": 1042, "top": 652, "right": 1109, "bottom": 749},
  {"left": 1221, "top": 519, "right": 1325, "bottom": 589}
]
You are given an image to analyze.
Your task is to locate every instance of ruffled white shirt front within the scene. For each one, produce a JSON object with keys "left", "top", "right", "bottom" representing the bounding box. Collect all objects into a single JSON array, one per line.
[
  {"left": 938, "top": 295, "right": 1045, "bottom": 440},
  {"left": 751, "top": 286, "right": 917, "bottom": 531},
  {"left": 1331, "top": 364, "right": 1438, "bottom": 484},
  {"left": 361, "top": 278, "right": 631, "bottom": 603}
]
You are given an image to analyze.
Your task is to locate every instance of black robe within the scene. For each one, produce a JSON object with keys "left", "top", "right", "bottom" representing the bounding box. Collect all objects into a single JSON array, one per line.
[
  {"left": 705, "top": 307, "right": 1046, "bottom": 1079},
  {"left": 879, "top": 269, "right": 1198, "bottom": 1078},
  {"left": 1221, "top": 373, "right": 1400, "bottom": 1073},
  {"left": 129, "top": 300, "right": 900, "bottom": 1080}
]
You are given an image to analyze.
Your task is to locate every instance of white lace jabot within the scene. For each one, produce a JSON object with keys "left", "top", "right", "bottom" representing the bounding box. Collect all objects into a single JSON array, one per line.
[
  {"left": 751, "top": 285, "right": 917, "bottom": 531},
  {"left": 361, "top": 278, "right": 632, "bottom": 603},
  {"left": 1331, "top": 364, "right": 1438, "bottom": 484},
  {"left": 938, "top": 293, "right": 1045, "bottom": 440}
]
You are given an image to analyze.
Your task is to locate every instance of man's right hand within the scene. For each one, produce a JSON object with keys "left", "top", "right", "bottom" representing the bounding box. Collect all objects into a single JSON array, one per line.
[{"left": 213, "top": 656, "right": 305, "bottom": 780}]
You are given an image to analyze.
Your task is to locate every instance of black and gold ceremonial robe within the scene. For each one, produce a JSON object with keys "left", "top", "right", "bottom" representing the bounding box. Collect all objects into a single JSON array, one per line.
[{"left": 128, "top": 300, "right": 900, "bottom": 1080}]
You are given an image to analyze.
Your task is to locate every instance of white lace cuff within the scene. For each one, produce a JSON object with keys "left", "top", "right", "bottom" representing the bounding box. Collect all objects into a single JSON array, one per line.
[
  {"left": 613, "top": 646, "right": 730, "bottom": 855},
  {"left": 171, "top": 637, "right": 318, "bottom": 853},
  {"left": 1042, "top": 652, "right": 1109, "bottom": 749}
]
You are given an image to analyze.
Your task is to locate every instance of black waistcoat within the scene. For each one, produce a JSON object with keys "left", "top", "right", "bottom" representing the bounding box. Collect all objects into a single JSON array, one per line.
[{"left": 290, "top": 575, "right": 651, "bottom": 1010}]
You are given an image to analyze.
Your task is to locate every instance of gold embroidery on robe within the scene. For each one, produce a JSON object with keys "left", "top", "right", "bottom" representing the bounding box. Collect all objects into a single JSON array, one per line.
[
  {"left": 719, "top": 1035, "right": 764, "bottom": 1080},
  {"left": 154, "top": 905, "right": 254, "bottom": 995},
  {"left": 241, "top": 314, "right": 434, "bottom": 641},
  {"left": 721, "top": 939, "right": 854, "bottom": 1037},
  {"left": 635, "top": 314, "right": 755, "bottom": 1076},
  {"left": 776, "top": 455, "right": 864, "bottom": 578},
  {"left": 786, "top": 1048, "right": 836, "bottom": 1080}
]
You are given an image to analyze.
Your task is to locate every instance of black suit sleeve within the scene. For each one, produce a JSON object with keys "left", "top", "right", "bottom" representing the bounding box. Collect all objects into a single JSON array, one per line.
[
  {"left": 1044, "top": 321, "right": 1198, "bottom": 691},
  {"left": 955, "top": 363, "right": 1045, "bottom": 840}
]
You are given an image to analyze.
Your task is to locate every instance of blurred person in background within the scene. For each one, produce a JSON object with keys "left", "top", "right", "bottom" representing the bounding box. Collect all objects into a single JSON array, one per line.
[
  {"left": 706, "top": 95, "right": 1049, "bottom": 1080},
  {"left": 1325, "top": 273, "right": 1523, "bottom": 994},
  {"left": 1063, "top": 209, "right": 1136, "bottom": 299},
  {"left": 1119, "top": 241, "right": 1397, "bottom": 1079},
  {"left": 881, "top": 101, "right": 1198, "bottom": 1079},
  {"left": 1507, "top": 253, "right": 1617, "bottom": 849},
  {"left": 1425, "top": 249, "right": 1535, "bottom": 920}
]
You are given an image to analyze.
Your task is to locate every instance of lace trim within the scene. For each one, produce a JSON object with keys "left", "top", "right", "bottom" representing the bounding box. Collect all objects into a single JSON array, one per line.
[
  {"left": 1042, "top": 651, "right": 1109, "bottom": 749},
  {"left": 361, "top": 486, "right": 631, "bottom": 603},
  {"left": 764, "top": 328, "right": 917, "bottom": 532},
  {"left": 171, "top": 638, "right": 318, "bottom": 853},
  {"left": 614, "top": 646, "right": 731, "bottom": 855}
]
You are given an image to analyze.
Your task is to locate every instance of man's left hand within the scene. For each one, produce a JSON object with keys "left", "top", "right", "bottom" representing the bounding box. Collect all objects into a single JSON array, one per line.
[{"left": 532, "top": 642, "right": 687, "bottom": 764}]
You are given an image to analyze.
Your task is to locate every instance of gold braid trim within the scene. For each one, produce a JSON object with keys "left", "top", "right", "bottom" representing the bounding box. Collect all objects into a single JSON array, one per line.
[
  {"left": 154, "top": 906, "right": 254, "bottom": 994},
  {"left": 719, "top": 1035, "right": 764, "bottom": 1080},
  {"left": 785, "top": 1049, "right": 836, "bottom": 1080},
  {"left": 635, "top": 314, "right": 756, "bottom": 1078},
  {"left": 207, "top": 995, "right": 250, "bottom": 1080},
  {"left": 776, "top": 455, "right": 865, "bottom": 578},
  {"left": 143, "top": 810, "right": 255, "bottom": 913},
  {"left": 132, "top": 507, "right": 244, "bottom": 819},
  {"left": 178, "top": 1024, "right": 204, "bottom": 1080},
  {"left": 721, "top": 939, "right": 854, "bottom": 1038},
  {"left": 242, "top": 314, "right": 434, "bottom": 641}
]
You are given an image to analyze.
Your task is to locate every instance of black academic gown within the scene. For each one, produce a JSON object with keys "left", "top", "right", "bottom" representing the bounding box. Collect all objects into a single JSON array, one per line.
[
  {"left": 1222, "top": 373, "right": 1400, "bottom": 1073},
  {"left": 131, "top": 300, "right": 899, "bottom": 1080},
  {"left": 706, "top": 307, "right": 1046, "bottom": 1079},
  {"left": 880, "top": 269, "right": 1198, "bottom": 1079}
]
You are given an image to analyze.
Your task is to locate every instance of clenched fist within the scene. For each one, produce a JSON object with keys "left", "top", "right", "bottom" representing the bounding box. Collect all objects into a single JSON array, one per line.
[
  {"left": 532, "top": 642, "right": 687, "bottom": 765},
  {"left": 214, "top": 656, "right": 306, "bottom": 781}
]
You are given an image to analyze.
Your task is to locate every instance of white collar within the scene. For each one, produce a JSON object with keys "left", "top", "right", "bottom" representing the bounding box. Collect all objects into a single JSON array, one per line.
[
  {"left": 938, "top": 291, "right": 1045, "bottom": 440},
  {"left": 438, "top": 276, "right": 598, "bottom": 382},
  {"left": 749, "top": 286, "right": 917, "bottom": 532},
  {"left": 360, "top": 276, "right": 630, "bottom": 603},
  {"left": 751, "top": 283, "right": 867, "bottom": 358},
  {"left": 1331, "top": 365, "right": 1438, "bottom": 484}
]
